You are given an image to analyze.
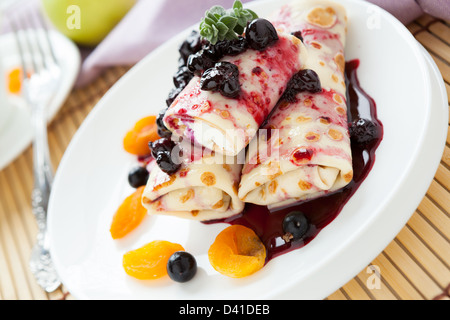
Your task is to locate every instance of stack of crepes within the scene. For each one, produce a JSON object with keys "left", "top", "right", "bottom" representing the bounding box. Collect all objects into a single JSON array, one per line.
[
  {"left": 239, "top": 0, "right": 352, "bottom": 208},
  {"left": 143, "top": 0, "right": 353, "bottom": 220}
]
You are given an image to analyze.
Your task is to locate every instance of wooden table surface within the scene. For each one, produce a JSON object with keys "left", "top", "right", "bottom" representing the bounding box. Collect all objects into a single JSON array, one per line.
[{"left": 0, "top": 14, "right": 449, "bottom": 300}]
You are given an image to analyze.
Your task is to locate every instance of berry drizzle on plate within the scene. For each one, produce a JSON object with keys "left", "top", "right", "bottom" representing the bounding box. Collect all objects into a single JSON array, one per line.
[{"left": 204, "top": 59, "right": 384, "bottom": 263}]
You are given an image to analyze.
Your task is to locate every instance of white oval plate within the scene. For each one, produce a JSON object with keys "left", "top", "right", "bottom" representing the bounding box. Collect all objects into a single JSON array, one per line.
[
  {"left": 0, "top": 30, "right": 80, "bottom": 171},
  {"left": 48, "top": 0, "right": 447, "bottom": 300}
]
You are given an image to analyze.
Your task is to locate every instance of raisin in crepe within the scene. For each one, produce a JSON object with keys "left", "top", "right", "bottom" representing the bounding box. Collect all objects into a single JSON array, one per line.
[{"left": 238, "top": 0, "right": 353, "bottom": 207}]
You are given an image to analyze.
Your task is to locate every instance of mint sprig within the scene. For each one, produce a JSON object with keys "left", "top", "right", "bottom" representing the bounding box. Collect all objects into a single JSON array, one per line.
[
  {"left": 232, "top": 1, "right": 258, "bottom": 35},
  {"left": 199, "top": 1, "right": 258, "bottom": 44}
]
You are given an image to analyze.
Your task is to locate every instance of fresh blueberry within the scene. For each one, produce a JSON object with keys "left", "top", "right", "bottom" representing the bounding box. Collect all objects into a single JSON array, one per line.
[
  {"left": 167, "top": 251, "right": 197, "bottom": 283},
  {"left": 282, "top": 211, "right": 309, "bottom": 241},
  {"left": 300, "top": 69, "right": 321, "bottom": 92},
  {"left": 245, "top": 18, "right": 279, "bottom": 51},
  {"left": 282, "top": 69, "right": 322, "bottom": 102},
  {"left": 291, "top": 69, "right": 322, "bottom": 93},
  {"left": 127, "top": 166, "right": 149, "bottom": 188},
  {"left": 349, "top": 118, "right": 380, "bottom": 147}
]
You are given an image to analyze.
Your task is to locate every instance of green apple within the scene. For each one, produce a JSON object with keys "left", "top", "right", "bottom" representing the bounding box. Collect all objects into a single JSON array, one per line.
[{"left": 41, "top": 0, "right": 137, "bottom": 47}]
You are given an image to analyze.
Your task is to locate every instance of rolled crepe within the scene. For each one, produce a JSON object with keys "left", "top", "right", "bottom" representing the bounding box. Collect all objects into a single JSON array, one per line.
[
  {"left": 142, "top": 141, "right": 243, "bottom": 221},
  {"left": 163, "top": 33, "right": 308, "bottom": 156},
  {"left": 238, "top": 0, "right": 353, "bottom": 207}
]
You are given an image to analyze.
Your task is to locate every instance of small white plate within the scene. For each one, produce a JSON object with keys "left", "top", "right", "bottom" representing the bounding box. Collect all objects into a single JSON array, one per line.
[
  {"left": 47, "top": 0, "right": 447, "bottom": 299},
  {"left": 0, "top": 30, "right": 80, "bottom": 170}
]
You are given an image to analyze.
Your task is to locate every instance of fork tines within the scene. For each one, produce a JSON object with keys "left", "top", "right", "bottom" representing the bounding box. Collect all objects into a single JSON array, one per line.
[{"left": 6, "top": 2, "right": 59, "bottom": 80}]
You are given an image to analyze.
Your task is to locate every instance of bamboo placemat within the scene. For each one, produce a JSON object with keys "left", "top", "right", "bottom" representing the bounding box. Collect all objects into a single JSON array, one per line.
[{"left": 0, "top": 14, "right": 449, "bottom": 300}]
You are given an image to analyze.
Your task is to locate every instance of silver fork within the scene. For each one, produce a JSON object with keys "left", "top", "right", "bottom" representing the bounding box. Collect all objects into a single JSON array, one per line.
[{"left": 9, "top": 6, "right": 62, "bottom": 293}]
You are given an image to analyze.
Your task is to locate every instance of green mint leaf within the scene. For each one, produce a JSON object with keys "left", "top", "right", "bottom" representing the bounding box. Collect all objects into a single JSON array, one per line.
[
  {"left": 206, "top": 11, "right": 219, "bottom": 22},
  {"left": 233, "top": 0, "right": 243, "bottom": 10},
  {"left": 200, "top": 22, "right": 220, "bottom": 44},
  {"left": 210, "top": 25, "right": 220, "bottom": 44},
  {"left": 199, "top": 0, "right": 258, "bottom": 43},
  {"left": 216, "top": 21, "right": 229, "bottom": 37},
  {"left": 246, "top": 9, "right": 258, "bottom": 20},
  {"left": 219, "top": 15, "right": 238, "bottom": 30},
  {"left": 242, "top": 10, "right": 254, "bottom": 21},
  {"left": 209, "top": 5, "right": 227, "bottom": 17},
  {"left": 234, "top": 13, "right": 248, "bottom": 29},
  {"left": 234, "top": 24, "right": 245, "bottom": 35},
  {"left": 224, "top": 29, "right": 239, "bottom": 40},
  {"left": 204, "top": 16, "right": 217, "bottom": 26}
]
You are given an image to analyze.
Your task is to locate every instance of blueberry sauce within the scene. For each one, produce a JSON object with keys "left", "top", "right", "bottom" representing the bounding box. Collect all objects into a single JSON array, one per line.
[{"left": 204, "top": 59, "right": 384, "bottom": 263}]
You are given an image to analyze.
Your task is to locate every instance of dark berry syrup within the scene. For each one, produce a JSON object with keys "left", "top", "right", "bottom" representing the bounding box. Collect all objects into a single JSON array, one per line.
[{"left": 204, "top": 59, "right": 384, "bottom": 263}]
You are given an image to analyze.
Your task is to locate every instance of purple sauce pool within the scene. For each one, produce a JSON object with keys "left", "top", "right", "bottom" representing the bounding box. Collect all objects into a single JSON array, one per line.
[{"left": 204, "top": 59, "right": 384, "bottom": 263}]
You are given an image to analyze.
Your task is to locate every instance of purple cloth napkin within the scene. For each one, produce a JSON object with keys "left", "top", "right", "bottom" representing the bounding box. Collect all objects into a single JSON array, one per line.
[
  {"left": 369, "top": 0, "right": 450, "bottom": 24},
  {"left": 77, "top": 0, "right": 246, "bottom": 86},
  {"left": 76, "top": 0, "right": 450, "bottom": 87}
]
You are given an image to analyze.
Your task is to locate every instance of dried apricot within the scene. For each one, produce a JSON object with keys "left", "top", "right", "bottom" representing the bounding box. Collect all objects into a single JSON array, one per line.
[
  {"left": 123, "top": 115, "right": 160, "bottom": 156},
  {"left": 123, "top": 240, "right": 185, "bottom": 280},
  {"left": 208, "top": 225, "right": 266, "bottom": 278},
  {"left": 8, "top": 68, "right": 23, "bottom": 95},
  {"left": 110, "top": 186, "right": 147, "bottom": 239}
]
